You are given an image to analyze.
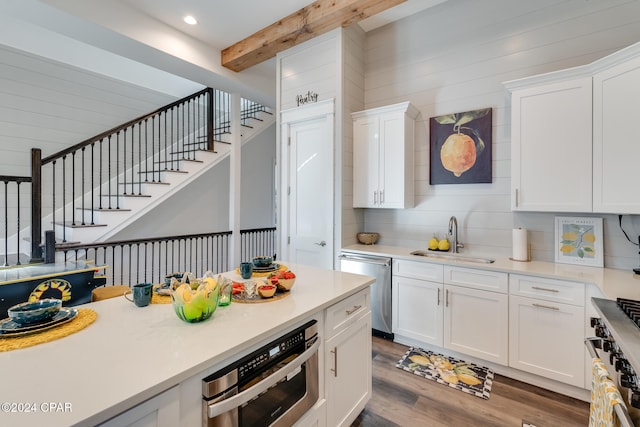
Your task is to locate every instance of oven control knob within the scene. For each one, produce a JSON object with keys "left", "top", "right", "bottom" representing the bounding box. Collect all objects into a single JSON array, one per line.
[
  {"left": 602, "top": 340, "right": 619, "bottom": 353},
  {"left": 595, "top": 325, "right": 610, "bottom": 338},
  {"left": 631, "top": 389, "right": 640, "bottom": 409},
  {"left": 616, "top": 358, "right": 634, "bottom": 375},
  {"left": 621, "top": 373, "right": 638, "bottom": 389},
  {"left": 610, "top": 352, "right": 622, "bottom": 366}
]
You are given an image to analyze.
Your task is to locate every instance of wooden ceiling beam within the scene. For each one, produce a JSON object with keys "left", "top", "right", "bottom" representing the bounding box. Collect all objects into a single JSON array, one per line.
[{"left": 221, "top": 0, "right": 406, "bottom": 72}]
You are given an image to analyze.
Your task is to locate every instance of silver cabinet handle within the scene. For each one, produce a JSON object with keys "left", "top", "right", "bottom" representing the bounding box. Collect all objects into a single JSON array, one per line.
[
  {"left": 314, "top": 241, "right": 327, "bottom": 247},
  {"left": 515, "top": 188, "right": 519, "bottom": 207},
  {"left": 532, "top": 303, "right": 559, "bottom": 311},
  {"left": 330, "top": 347, "right": 338, "bottom": 377},
  {"left": 531, "top": 286, "right": 559, "bottom": 293},
  {"left": 380, "top": 189, "right": 384, "bottom": 204},
  {"left": 373, "top": 191, "right": 378, "bottom": 205},
  {"left": 437, "top": 288, "right": 441, "bottom": 306},
  {"left": 445, "top": 289, "right": 449, "bottom": 307},
  {"left": 346, "top": 305, "right": 362, "bottom": 315}
]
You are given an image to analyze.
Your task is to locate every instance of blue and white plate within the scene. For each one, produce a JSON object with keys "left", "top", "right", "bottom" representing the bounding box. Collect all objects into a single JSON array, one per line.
[{"left": 0, "top": 308, "right": 78, "bottom": 337}]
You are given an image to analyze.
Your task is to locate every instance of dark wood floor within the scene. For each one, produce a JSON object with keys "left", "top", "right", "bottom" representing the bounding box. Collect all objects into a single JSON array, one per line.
[{"left": 351, "top": 336, "right": 590, "bottom": 427}]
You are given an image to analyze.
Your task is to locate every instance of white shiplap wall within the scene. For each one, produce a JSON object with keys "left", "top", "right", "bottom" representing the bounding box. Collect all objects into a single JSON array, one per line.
[
  {"left": 0, "top": 45, "right": 182, "bottom": 176},
  {"left": 341, "top": 26, "right": 366, "bottom": 248},
  {"left": 361, "top": 0, "right": 640, "bottom": 269}
]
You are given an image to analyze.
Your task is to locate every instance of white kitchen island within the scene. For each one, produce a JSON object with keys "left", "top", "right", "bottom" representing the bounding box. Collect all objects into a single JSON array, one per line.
[{"left": 0, "top": 263, "right": 374, "bottom": 427}]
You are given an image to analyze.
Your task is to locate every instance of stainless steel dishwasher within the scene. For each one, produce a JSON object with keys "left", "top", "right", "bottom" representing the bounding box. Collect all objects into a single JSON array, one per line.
[{"left": 338, "top": 251, "right": 392, "bottom": 339}]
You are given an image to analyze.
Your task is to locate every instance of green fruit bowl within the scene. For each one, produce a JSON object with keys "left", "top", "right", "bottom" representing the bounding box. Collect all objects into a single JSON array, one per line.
[{"left": 171, "top": 280, "right": 220, "bottom": 323}]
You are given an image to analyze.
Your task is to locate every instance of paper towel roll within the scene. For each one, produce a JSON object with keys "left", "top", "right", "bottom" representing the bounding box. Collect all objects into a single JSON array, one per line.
[{"left": 512, "top": 228, "right": 529, "bottom": 261}]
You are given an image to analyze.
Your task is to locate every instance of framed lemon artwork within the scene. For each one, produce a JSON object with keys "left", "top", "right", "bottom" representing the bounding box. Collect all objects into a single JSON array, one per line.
[
  {"left": 429, "top": 108, "right": 492, "bottom": 185},
  {"left": 554, "top": 216, "right": 604, "bottom": 267}
]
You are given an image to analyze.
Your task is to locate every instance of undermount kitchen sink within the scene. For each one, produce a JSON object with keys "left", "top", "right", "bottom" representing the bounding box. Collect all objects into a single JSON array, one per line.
[{"left": 410, "top": 250, "right": 495, "bottom": 264}]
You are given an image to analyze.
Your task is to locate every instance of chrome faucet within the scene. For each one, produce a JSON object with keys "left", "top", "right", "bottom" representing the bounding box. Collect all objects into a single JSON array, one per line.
[{"left": 448, "top": 216, "right": 464, "bottom": 253}]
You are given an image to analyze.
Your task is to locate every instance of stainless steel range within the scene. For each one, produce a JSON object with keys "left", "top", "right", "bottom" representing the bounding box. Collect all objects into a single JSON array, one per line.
[{"left": 587, "top": 297, "right": 640, "bottom": 426}]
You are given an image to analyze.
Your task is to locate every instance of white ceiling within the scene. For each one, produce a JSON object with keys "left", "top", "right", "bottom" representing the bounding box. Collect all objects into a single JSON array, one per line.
[{"left": 119, "top": 0, "right": 448, "bottom": 50}]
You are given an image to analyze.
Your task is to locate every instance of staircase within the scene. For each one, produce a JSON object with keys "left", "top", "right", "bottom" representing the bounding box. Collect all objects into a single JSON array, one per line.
[{"left": 2, "top": 88, "right": 274, "bottom": 264}]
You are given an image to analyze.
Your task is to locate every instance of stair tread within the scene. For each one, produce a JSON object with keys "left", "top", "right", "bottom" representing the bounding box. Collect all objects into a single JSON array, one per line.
[
  {"left": 53, "top": 221, "right": 107, "bottom": 228},
  {"left": 137, "top": 169, "right": 188, "bottom": 174},
  {"left": 155, "top": 158, "right": 203, "bottom": 164},
  {"left": 76, "top": 207, "right": 133, "bottom": 212},
  {"left": 118, "top": 181, "right": 170, "bottom": 185}
]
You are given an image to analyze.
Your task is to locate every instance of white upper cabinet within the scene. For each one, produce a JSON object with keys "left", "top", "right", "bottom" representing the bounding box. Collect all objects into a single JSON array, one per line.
[
  {"left": 506, "top": 41, "right": 640, "bottom": 214},
  {"left": 352, "top": 102, "right": 418, "bottom": 209},
  {"left": 593, "top": 53, "right": 640, "bottom": 213},
  {"left": 509, "top": 76, "right": 592, "bottom": 212}
]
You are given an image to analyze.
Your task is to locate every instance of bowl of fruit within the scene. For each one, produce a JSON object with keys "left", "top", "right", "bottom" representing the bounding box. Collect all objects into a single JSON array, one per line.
[
  {"left": 268, "top": 270, "right": 296, "bottom": 291},
  {"left": 171, "top": 276, "right": 220, "bottom": 323},
  {"left": 257, "top": 282, "right": 277, "bottom": 298}
]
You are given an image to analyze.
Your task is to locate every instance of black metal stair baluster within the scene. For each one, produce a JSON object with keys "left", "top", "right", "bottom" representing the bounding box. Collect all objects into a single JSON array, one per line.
[
  {"left": 152, "top": 116, "right": 160, "bottom": 183},
  {"left": 182, "top": 101, "right": 186, "bottom": 159},
  {"left": 51, "top": 161, "right": 56, "bottom": 241},
  {"left": 137, "top": 123, "right": 142, "bottom": 194},
  {"left": 71, "top": 151, "right": 76, "bottom": 226},
  {"left": 144, "top": 119, "right": 149, "bottom": 183},
  {"left": 15, "top": 182, "right": 20, "bottom": 265},
  {"left": 80, "top": 147, "right": 85, "bottom": 225},
  {"left": 90, "top": 143, "right": 95, "bottom": 225},
  {"left": 62, "top": 155, "right": 67, "bottom": 241},
  {"left": 151, "top": 242, "right": 156, "bottom": 285},
  {"left": 98, "top": 139, "right": 103, "bottom": 211},
  {"left": 115, "top": 131, "right": 120, "bottom": 209},
  {"left": 121, "top": 129, "right": 127, "bottom": 195},
  {"left": 151, "top": 115, "right": 156, "bottom": 182},
  {"left": 2, "top": 180, "right": 7, "bottom": 266},
  {"left": 107, "top": 135, "right": 112, "bottom": 210},
  {"left": 163, "top": 111, "right": 167, "bottom": 171},
  {"left": 129, "top": 126, "right": 134, "bottom": 195},
  {"left": 170, "top": 108, "right": 175, "bottom": 170},
  {"left": 119, "top": 244, "right": 124, "bottom": 285}
]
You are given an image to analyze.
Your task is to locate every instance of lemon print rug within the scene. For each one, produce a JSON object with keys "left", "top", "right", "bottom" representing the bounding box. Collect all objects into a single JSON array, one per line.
[{"left": 396, "top": 347, "right": 493, "bottom": 399}]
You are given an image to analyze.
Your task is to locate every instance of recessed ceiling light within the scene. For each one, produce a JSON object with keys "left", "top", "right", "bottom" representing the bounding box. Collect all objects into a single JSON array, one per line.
[{"left": 183, "top": 15, "right": 197, "bottom": 25}]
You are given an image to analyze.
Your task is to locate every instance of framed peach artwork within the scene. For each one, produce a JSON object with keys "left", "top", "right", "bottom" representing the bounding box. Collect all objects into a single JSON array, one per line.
[
  {"left": 554, "top": 216, "right": 603, "bottom": 267},
  {"left": 429, "top": 108, "right": 492, "bottom": 185}
]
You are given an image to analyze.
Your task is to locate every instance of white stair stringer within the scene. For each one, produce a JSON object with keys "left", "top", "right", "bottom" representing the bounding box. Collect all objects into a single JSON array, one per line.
[{"left": 56, "top": 110, "right": 274, "bottom": 246}]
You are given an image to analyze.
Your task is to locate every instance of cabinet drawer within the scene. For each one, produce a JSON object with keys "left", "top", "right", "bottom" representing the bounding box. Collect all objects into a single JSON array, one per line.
[
  {"left": 509, "top": 274, "right": 585, "bottom": 306},
  {"left": 443, "top": 266, "right": 508, "bottom": 293},
  {"left": 325, "top": 289, "right": 369, "bottom": 339},
  {"left": 393, "top": 259, "right": 443, "bottom": 282}
]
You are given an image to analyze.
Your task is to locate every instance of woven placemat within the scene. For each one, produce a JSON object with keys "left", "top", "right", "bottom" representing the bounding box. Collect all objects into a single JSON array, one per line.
[
  {"left": 151, "top": 293, "right": 172, "bottom": 304},
  {"left": 0, "top": 308, "right": 97, "bottom": 352}
]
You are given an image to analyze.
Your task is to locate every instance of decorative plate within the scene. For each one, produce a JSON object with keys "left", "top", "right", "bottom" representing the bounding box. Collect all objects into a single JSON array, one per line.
[
  {"left": 232, "top": 288, "right": 290, "bottom": 304},
  {"left": 0, "top": 308, "right": 78, "bottom": 337}
]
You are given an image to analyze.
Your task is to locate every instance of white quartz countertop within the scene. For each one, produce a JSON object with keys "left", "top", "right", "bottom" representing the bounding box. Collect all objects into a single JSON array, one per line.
[
  {"left": 0, "top": 263, "right": 374, "bottom": 427},
  {"left": 342, "top": 244, "right": 640, "bottom": 300}
]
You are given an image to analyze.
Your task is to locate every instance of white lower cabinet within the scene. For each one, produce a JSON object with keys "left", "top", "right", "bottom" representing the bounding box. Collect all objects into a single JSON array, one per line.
[
  {"left": 98, "top": 386, "right": 179, "bottom": 427},
  {"left": 392, "top": 261, "right": 508, "bottom": 366},
  {"left": 443, "top": 284, "right": 509, "bottom": 365},
  {"left": 392, "top": 275, "right": 443, "bottom": 346},
  {"left": 509, "top": 295, "right": 585, "bottom": 387},
  {"left": 509, "top": 274, "right": 585, "bottom": 388},
  {"left": 325, "top": 290, "right": 372, "bottom": 427}
]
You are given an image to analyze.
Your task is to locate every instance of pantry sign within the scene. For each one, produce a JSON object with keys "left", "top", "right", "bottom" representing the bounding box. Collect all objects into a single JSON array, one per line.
[{"left": 296, "top": 90, "right": 318, "bottom": 106}]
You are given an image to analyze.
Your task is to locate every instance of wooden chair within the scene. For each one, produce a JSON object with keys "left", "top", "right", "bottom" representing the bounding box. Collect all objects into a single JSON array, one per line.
[{"left": 91, "top": 285, "right": 130, "bottom": 302}]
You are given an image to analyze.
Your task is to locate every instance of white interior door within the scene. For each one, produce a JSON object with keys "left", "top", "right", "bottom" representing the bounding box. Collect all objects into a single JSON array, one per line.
[{"left": 281, "top": 100, "right": 334, "bottom": 269}]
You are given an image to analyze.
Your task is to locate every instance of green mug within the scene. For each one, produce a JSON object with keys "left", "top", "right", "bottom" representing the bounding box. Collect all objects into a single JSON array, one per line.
[{"left": 124, "top": 283, "right": 153, "bottom": 307}]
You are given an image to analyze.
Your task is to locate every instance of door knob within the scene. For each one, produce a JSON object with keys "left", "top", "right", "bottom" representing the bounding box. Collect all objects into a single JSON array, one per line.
[{"left": 315, "top": 241, "right": 327, "bottom": 247}]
